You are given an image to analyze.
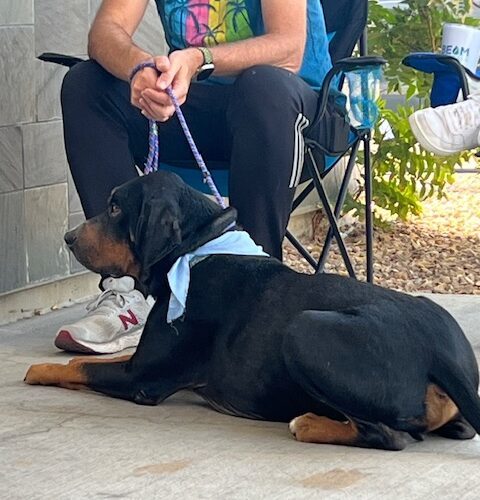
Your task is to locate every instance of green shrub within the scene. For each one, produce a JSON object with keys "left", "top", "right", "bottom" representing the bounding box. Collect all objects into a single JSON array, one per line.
[
  {"left": 352, "top": 0, "right": 478, "bottom": 222},
  {"left": 369, "top": 0, "right": 476, "bottom": 102}
]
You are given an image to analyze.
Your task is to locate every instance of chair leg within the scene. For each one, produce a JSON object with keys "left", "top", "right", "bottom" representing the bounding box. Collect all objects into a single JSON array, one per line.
[
  {"left": 315, "top": 179, "right": 356, "bottom": 279},
  {"left": 359, "top": 29, "right": 368, "bottom": 57},
  {"left": 317, "top": 141, "right": 361, "bottom": 273},
  {"left": 288, "top": 135, "right": 373, "bottom": 282},
  {"left": 307, "top": 149, "right": 356, "bottom": 279},
  {"left": 285, "top": 229, "right": 318, "bottom": 269},
  {"left": 291, "top": 181, "right": 315, "bottom": 212},
  {"left": 359, "top": 26, "right": 376, "bottom": 284},
  {"left": 285, "top": 181, "right": 317, "bottom": 270},
  {"left": 364, "top": 135, "right": 374, "bottom": 283}
]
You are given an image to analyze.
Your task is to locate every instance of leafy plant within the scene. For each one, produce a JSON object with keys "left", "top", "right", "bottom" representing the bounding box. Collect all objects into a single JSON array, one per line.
[
  {"left": 369, "top": 0, "right": 477, "bottom": 102},
  {"left": 370, "top": 101, "right": 468, "bottom": 220},
  {"left": 352, "top": 0, "right": 478, "bottom": 222}
]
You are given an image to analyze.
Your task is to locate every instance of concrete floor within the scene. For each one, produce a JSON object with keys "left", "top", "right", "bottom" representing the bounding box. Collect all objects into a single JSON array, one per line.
[{"left": 1, "top": 294, "right": 480, "bottom": 499}]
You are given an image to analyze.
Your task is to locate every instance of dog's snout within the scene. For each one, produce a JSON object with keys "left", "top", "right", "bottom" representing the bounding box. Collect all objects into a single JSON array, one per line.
[{"left": 64, "top": 229, "right": 78, "bottom": 247}]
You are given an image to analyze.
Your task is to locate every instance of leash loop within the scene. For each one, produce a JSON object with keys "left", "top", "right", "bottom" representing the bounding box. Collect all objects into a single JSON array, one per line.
[{"left": 130, "top": 61, "right": 226, "bottom": 209}]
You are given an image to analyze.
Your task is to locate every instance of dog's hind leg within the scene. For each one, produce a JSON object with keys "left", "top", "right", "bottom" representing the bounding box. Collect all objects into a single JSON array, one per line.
[
  {"left": 432, "top": 414, "right": 476, "bottom": 440},
  {"left": 289, "top": 412, "right": 408, "bottom": 450},
  {"left": 283, "top": 308, "right": 433, "bottom": 447}
]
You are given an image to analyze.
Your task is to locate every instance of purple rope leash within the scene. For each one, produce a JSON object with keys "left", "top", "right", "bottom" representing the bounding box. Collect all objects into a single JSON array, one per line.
[
  {"left": 165, "top": 87, "right": 226, "bottom": 209},
  {"left": 144, "top": 119, "right": 158, "bottom": 175},
  {"left": 131, "top": 61, "right": 226, "bottom": 209}
]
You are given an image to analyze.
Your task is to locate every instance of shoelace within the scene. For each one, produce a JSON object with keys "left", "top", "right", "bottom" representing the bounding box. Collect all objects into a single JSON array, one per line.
[
  {"left": 86, "top": 288, "right": 127, "bottom": 315},
  {"left": 444, "top": 95, "right": 480, "bottom": 132}
]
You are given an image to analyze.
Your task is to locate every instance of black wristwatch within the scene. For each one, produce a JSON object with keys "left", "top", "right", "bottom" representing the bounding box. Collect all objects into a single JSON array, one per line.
[{"left": 195, "top": 47, "right": 215, "bottom": 81}]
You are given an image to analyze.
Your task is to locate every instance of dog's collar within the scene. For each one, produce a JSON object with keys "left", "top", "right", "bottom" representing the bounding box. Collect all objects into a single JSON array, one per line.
[{"left": 166, "top": 230, "right": 269, "bottom": 323}]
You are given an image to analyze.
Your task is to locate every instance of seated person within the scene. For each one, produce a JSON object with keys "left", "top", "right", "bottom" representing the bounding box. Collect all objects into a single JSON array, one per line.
[
  {"left": 57, "top": 0, "right": 334, "bottom": 354},
  {"left": 409, "top": 92, "right": 480, "bottom": 156}
]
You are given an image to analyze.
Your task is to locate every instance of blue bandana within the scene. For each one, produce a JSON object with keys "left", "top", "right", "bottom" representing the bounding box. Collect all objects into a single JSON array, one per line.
[{"left": 167, "top": 231, "right": 269, "bottom": 323}]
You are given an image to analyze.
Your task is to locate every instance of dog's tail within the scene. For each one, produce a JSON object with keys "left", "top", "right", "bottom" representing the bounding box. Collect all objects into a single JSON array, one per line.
[{"left": 430, "top": 357, "right": 480, "bottom": 435}]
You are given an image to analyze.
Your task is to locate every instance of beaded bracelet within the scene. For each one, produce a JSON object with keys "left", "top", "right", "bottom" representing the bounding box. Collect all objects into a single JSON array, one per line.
[{"left": 129, "top": 60, "right": 157, "bottom": 83}]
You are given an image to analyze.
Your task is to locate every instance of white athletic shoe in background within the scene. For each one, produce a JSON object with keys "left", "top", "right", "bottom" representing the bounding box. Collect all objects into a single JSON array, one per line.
[
  {"left": 54, "top": 277, "right": 154, "bottom": 354},
  {"left": 409, "top": 94, "right": 480, "bottom": 156}
]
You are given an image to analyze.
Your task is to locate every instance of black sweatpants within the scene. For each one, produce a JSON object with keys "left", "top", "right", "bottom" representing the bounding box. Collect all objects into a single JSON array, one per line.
[{"left": 61, "top": 60, "right": 323, "bottom": 259}]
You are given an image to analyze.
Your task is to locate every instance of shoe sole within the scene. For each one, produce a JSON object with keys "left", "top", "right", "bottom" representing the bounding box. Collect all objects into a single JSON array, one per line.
[
  {"left": 55, "top": 331, "right": 98, "bottom": 354},
  {"left": 54, "top": 328, "right": 143, "bottom": 354},
  {"left": 409, "top": 113, "right": 455, "bottom": 157}
]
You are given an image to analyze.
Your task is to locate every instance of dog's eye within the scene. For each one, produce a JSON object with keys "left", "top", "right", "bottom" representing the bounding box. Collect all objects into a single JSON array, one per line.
[{"left": 109, "top": 204, "right": 121, "bottom": 217}]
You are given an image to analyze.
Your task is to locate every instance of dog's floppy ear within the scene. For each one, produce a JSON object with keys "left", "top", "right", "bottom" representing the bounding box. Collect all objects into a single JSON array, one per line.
[{"left": 128, "top": 191, "right": 182, "bottom": 279}]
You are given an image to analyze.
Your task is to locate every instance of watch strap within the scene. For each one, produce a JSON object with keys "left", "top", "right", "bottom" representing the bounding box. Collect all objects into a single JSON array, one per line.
[{"left": 197, "top": 46, "right": 213, "bottom": 65}]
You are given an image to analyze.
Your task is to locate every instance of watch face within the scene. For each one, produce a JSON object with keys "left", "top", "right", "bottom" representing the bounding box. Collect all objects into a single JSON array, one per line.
[{"left": 196, "top": 63, "right": 215, "bottom": 81}]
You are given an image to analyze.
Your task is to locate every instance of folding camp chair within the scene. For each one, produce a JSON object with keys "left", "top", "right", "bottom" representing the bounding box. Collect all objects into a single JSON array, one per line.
[
  {"left": 403, "top": 52, "right": 480, "bottom": 108},
  {"left": 403, "top": 52, "right": 480, "bottom": 172},
  {"left": 154, "top": 0, "right": 385, "bottom": 282},
  {"left": 285, "top": 0, "right": 386, "bottom": 283},
  {"left": 39, "top": 0, "right": 385, "bottom": 282}
]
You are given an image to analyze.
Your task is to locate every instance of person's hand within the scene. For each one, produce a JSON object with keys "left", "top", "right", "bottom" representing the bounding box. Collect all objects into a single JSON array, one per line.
[
  {"left": 130, "top": 60, "right": 159, "bottom": 110},
  {"left": 139, "top": 49, "right": 202, "bottom": 122}
]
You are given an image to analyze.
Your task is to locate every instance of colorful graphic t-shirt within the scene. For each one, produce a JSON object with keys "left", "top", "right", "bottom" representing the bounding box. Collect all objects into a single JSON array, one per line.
[{"left": 153, "top": 0, "right": 332, "bottom": 88}]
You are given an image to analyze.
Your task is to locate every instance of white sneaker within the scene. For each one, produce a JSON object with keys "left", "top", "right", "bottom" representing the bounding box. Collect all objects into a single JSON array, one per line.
[
  {"left": 54, "top": 277, "right": 154, "bottom": 354},
  {"left": 409, "top": 94, "right": 480, "bottom": 156}
]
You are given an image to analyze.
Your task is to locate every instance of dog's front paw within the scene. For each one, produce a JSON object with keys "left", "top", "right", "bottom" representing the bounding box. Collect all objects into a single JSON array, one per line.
[
  {"left": 289, "top": 412, "right": 319, "bottom": 441},
  {"left": 24, "top": 360, "right": 90, "bottom": 389},
  {"left": 24, "top": 363, "right": 53, "bottom": 385}
]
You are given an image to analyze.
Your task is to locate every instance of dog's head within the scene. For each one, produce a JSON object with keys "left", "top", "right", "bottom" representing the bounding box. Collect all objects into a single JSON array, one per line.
[{"left": 65, "top": 171, "right": 236, "bottom": 286}]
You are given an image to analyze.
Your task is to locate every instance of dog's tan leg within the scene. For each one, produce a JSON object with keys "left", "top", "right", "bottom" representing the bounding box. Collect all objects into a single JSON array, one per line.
[
  {"left": 424, "top": 384, "right": 459, "bottom": 432},
  {"left": 24, "top": 354, "right": 131, "bottom": 391},
  {"left": 290, "top": 413, "right": 358, "bottom": 445},
  {"left": 68, "top": 354, "right": 132, "bottom": 365},
  {"left": 289, "top": 412, "right": 407, "bottom": 450},
  {"left": 24, "top": 362, "right": 89, "bottom": 390},
  {"left": 24, "top": 354, "right": 175, "bottom": 405}
]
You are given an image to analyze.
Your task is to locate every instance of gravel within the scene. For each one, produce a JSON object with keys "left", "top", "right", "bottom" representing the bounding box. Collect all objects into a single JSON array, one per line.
[{"left": 284, "top": 173, "right": 480, "bottom": 295}]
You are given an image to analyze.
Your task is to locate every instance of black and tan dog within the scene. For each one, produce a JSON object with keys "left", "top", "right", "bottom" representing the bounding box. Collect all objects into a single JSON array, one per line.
[{"left": 25, "top": 171, "right": 480, "bottom": 450}]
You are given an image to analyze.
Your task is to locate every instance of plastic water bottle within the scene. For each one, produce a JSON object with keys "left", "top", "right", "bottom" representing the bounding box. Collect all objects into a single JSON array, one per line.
[{"left": 346, "top": 67, "right": 381, "bottom": 129}]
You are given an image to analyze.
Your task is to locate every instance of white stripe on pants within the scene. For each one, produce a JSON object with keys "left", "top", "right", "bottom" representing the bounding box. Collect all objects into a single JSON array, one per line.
[{"left": 289, "top": 113, "right": 310, "bottom": 188}]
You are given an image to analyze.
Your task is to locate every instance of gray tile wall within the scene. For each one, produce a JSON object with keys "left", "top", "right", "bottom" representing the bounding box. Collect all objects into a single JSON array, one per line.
[{"left": 0, "top": 0, "right": 167, "bottom": 294}]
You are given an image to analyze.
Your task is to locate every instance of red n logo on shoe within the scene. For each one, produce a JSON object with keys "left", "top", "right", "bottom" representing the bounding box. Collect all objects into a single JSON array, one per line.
[{"left": 119, "top": 309, "right": 139, "bottom": 330}]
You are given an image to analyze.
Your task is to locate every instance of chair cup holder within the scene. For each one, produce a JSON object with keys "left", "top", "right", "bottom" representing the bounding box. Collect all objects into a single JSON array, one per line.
[{"left": 345, "top": 67, "right": 382, "bottom": 129}]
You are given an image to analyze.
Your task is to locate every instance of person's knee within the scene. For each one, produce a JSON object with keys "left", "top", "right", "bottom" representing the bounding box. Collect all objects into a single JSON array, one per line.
[
  {"left": 233, "top": 65, "right": 298, "bottom": 104},
  {"left": 61, "top": 60, "right": 114, "bottom": 110},
  {"left": 229, "top": 66, "right": 303, "bottom": 126}
]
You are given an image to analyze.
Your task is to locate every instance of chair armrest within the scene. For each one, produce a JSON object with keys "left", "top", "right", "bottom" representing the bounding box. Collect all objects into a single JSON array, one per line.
[
  {"left": 38, "top": 52, "right": 85, "bottom": 68},
  {"left": 315, "top": 56, "right": 387, "bottom": 126},
  {"left": 402, "top": 52, "right": 473, "bottom": 77},
  {"left": 330, "top": 56, "right": 388, "bottom": 74},
  {"left": 402, "top": 52, "right": 472, "bottom": 103}
]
